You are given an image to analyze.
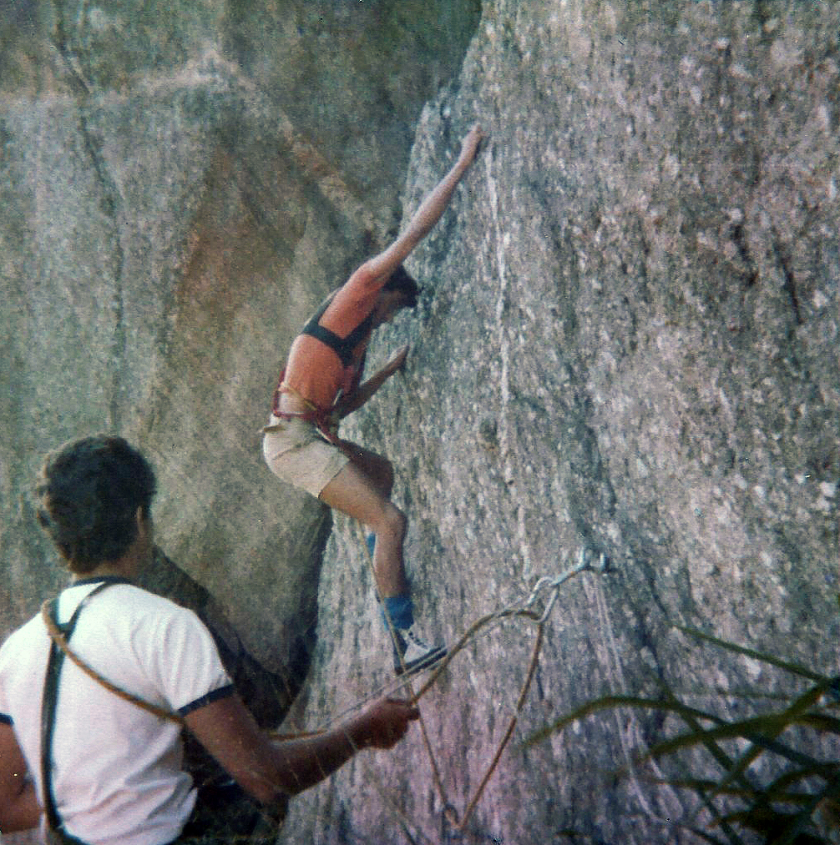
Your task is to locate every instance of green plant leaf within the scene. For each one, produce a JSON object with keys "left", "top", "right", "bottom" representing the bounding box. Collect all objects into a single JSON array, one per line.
[
  {"left": 528, "top": 627, "right": 840, "bottom": 845},
  {"left": 677, "top": 628, "right": 828, "bottom": 683},
  {"left": 769, "top": 771, "right": 840, "bottom": 845},
  {"left": 523, "top": 694, "right": 724, "bottom": 748},
  {"left": 706, "top": 683, "right": 832, "bottom": 802}
]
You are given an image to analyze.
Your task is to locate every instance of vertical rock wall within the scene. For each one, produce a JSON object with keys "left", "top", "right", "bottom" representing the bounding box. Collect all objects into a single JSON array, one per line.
[
  {"left": 0, "top": 0, "right": 480, "bottom": 668},
  {"left": 0, "top": 1, "right": 837, "bottom": 844},
  {"left": 279, "top": 2, "right": 839, "bottom": 843}
]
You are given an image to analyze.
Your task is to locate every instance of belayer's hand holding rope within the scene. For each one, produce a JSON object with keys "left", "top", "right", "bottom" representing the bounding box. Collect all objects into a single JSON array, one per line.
[{"left": 347, "top": 697, "right": 421, "bottom": 749}]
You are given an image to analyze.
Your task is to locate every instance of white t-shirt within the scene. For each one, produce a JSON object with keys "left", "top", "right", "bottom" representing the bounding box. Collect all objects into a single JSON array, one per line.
[{"left": 0, "top": 577, "right": 234, "bottom": 845}]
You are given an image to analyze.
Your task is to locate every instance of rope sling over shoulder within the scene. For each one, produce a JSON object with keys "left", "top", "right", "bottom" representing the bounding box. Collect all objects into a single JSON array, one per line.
[{"left": 39, "top": 582, "right": 182, "bottom": 845}]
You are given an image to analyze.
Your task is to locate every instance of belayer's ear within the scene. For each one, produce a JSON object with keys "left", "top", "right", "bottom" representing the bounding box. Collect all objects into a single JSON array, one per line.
[{"left": 135, "top": 506, "right": 152, "bottom": 536}]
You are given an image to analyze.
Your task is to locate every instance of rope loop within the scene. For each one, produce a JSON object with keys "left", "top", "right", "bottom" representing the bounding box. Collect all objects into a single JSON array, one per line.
[{"left": 440, "top": 802, "right": 463, "bottom": 843}]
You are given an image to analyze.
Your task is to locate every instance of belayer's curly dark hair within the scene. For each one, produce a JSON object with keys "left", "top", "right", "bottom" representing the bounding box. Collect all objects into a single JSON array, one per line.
[{"left": 35, "top": 435, "right": 157, "bottom": 574}]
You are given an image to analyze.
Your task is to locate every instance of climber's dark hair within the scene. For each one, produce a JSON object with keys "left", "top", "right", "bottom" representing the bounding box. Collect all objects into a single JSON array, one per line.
[
  {"left": 35, "top": 435, "right": 157, "bottom": 574},
  {"left": 384, "top": 265, "right": 420, "bottom": 309}
]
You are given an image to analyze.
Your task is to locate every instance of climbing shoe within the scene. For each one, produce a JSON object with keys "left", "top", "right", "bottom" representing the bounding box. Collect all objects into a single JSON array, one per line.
[{"left": 391, "top": 627, "right": 447, "bottom": 676}]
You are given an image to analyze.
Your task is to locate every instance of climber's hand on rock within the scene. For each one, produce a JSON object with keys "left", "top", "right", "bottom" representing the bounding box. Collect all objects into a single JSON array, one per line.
[
  {"left": 460, "top": 123, "right": 485, "bottom": 166},
  {"left": 385, "top": 345, "right": 409, "bottom": 375}
]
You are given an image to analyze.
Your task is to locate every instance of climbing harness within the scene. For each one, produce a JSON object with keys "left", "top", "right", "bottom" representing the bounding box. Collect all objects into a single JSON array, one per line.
[
  {"left": 40, "top": 582, "right": 191, "bottom": 844},
  {"left": 270, "top": 374, "right": 342, "bottom": 445},
  {"left": 40, "top": 594, "right": 183, "bottom": 726},
  {"left": 40, "top": 585, "right": 279, "bottom": 843}
]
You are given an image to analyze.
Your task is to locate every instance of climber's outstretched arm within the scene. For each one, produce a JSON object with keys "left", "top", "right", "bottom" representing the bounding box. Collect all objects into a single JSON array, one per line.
[{"left": 350, "top": 123, "right": 485, "bottom": 291}]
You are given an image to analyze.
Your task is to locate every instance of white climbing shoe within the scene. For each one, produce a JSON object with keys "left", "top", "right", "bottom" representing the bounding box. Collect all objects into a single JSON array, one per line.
[{"left": 392, "top": 627, "right": 447, "bottom": 676}]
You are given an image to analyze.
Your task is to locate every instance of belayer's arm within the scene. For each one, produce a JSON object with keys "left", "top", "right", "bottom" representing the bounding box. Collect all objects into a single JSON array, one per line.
[
  {"left": 348, "top": 123, "right": 485, "bottom": 291},
  {"left": 185, "top": 692, "right": 418, "bottom": 808},
  {"left": 0, "top": 722, "right": 41, "bottom": 832}
]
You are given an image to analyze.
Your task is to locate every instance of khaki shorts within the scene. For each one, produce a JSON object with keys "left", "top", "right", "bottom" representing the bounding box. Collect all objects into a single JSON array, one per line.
[{"left": 262, "top": 415, "right": 350, "bottom": 498}]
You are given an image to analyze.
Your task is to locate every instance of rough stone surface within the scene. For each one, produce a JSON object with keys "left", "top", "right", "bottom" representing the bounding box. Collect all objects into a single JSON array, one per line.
[
  {"left": 1, "top": 2, "right": 838, "bottom": 844},
  {"left": 0, "top": 0, "right": 480, "bottom": 670}
]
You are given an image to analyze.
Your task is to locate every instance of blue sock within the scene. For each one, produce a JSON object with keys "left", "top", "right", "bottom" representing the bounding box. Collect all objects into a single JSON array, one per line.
[{"left": 380, "top": 594, "right": 414, "bottom": 631}]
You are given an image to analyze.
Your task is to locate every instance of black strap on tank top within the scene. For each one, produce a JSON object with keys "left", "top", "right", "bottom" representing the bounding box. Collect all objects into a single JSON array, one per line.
[
  {"left": 301, "top": 294, "right": 375, "bottom": 367},
  {"left": 40, "top": 582, "right": 115, "bottom": 845}
]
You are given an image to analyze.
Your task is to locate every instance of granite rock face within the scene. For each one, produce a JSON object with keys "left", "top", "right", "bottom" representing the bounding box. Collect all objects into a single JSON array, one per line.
[
  {"left": 0, "top": 0, "right": 479, "bottom": 672},
  {"left": 1, "top": 2, "right": 837, "bottom": 844},
  {"left": 279, "top": 2, "right": 839, "bottom": 843}
]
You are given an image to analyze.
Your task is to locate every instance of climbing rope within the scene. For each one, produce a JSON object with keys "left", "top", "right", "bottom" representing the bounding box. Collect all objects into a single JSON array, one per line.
[
  {"left": 350, "top": 529, "right": 607, "bottom": 836},
  {"left": 40, "top": 599, "right": 184, "bottom": 725},
  {"left": 448, "top": 547, "right": 606, "bottom": 834},
  {"left": 265, "top": 537, "right": 607, "bottom": 838},
  {"left": 303, "top": 545, "right": 607, "bottom": 730},
  {"left": 409, "top": 546, "right": 606, "bottom": 706}
]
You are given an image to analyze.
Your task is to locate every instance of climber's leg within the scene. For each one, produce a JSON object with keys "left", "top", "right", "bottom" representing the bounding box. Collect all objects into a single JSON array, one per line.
[
  {"left": 319, "top": 459, "right": 408, "bottom": 597},
  {"left": 319, "top": 460, "right": 446, "bottom": 674},
  {"left": 336, "top": 440, "right": 395, "bottom": 500}
]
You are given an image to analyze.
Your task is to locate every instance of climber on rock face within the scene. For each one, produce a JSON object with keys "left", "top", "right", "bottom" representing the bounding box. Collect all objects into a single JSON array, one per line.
[{"left": 263, "top": 123, "right": 484, "bottom": 675}]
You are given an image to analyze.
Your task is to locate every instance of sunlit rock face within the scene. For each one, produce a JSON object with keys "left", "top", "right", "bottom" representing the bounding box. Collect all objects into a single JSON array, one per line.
[
  {"left": 1, "top": 2, "right": 837, "bottom": 844},
  {"left": 0, "top": 0, "right": 479, "bottom": 679}
]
